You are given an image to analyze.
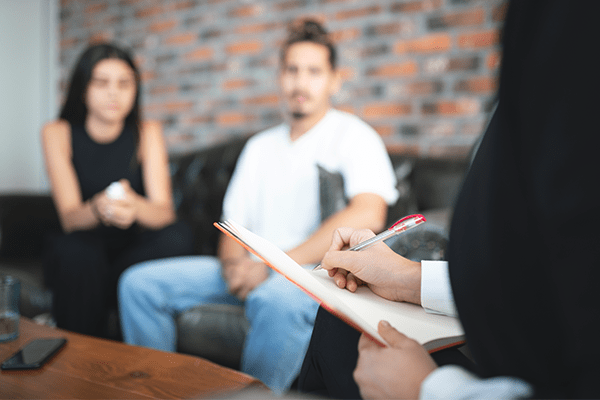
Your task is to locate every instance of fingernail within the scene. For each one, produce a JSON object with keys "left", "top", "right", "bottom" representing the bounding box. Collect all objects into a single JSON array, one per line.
[{"left": 380, "top": 320, "right": 390, "bottom": 327}]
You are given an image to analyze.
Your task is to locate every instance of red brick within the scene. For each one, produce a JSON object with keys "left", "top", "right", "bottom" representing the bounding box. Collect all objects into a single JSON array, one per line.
[
  {"left": 140, "top": 70, "right": 157, "bottom": 83},
  {"left": 458, "top": 30, "right": 500, "bottom": 49},
  {"left": 395, "top": 33, "right": 451, "bottom": 54},
  {"left": 330, "top": 28, "right": 361, "bottom": 43},
  {"left": 165, "top": 33, "right": 197, "bottom": 46},
  {"left": 454, "top": 76, "right": 497, "bottom": 93},
  {"left": 228, "top": 4, "right": 262, "bottom": 18},
  {"left": 368, "top": 61, "right": 418, "bottom": 78},
  {"left": 338, "top": 67, "right": 355, "bottom": 81},
  {"left": 492, "top": 2, "right": 509, "bottom": 22},
  {"left": 243, "top": 94, "right": 279, "bottom": 105},
  {"left": 275, "top": 0, "right": 309, "bottom": 11},
  {"left": 363, "top": 103, "right": 412, "bottom": 119},
  {"left": 216, "top": 112, "right": 255, "bottom": 126},
  {"left": 448, "top": 57, "right": 480, "bottom": 71},
  {"left": 226, "top": 40, "right": 263, "bottom": 55},
  {"left": 149, "top": 20, "right": 177, "bottom": 33},
  {"left": 150, "top": 85, "right": 178, "bottom": 96},
  {"left": 391, "top": 0, "right": 443, "bottom": 13},
  {"left": 120, "top": 0, "right": 144, "bottom": 5},
  {"left": 408, "top": 80, "right": 443, "bottom": 96},
  {"left": 373, "top": 125, "right": 394, "bottom": 137},
  {"left": 427, "top": 8, "right": 485, "bottom": 29},
  {"left": 365, "top": 22, "right": 401, "bottom": 36},
  {"left": 60, "top": 37, "right": 78, "bottom": 49},
  {"left": 422, "top": 98, "right": 480, "bottom": 116},
  {"left": 288, "top": 15, "right": 328, "bottom": 30},
  {"left": 163, "top": 101, "right": 195, "bottom": 113},
  {"left": 134, "top": 55, "right": 146, "bottom": 68},
  {"left": 184, "top": 47, "right": 215, "bottom": 61},
  {"left": 85, "top": 3, "right": 108, "bottom": 14},
  {"left": 135, "top": 5, "right": 163, "bottom": 19},
  {"left": 486, "top": 50, "right": 502, "bottom": 70},
  {"left": 223, "top": 79, "right": 254, "bottom": 91},
  {"left": 335, "top": 5, "right": 381, "bottom": 20},
  {"left": 167, "top": 0, "right": 196, "bottom": 11},
  {"left": 428, "top": 144, "right": 471, "bottom": 159},
  {"left": 184, "top": 116, "right": 214, "bottom": 125},
  {"left": 89, "top": 31, "right": 112, "bottom": 44},
  {"left": 235, "top": 22, "right": 279, "bottom": 35}
]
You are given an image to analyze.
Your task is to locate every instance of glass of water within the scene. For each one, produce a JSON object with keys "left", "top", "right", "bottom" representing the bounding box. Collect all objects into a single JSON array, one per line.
[{"left": 0, "top": 275, "right": 20, "bottom": 342}]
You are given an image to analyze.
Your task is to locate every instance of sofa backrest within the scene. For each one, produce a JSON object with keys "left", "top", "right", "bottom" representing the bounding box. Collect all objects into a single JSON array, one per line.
[{"left": 169, "top": 136, "right": 250, "bottom": 256}]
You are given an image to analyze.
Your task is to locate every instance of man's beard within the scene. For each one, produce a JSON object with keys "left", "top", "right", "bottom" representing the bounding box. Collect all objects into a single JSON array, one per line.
[{"left": 291, "top": 111, "right": 307, "bottom": 120}]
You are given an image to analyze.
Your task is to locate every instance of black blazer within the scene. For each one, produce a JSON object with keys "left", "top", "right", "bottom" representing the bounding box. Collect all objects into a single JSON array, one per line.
[{"left": 448, "top": 1, "right": 600, "bottom": 397}]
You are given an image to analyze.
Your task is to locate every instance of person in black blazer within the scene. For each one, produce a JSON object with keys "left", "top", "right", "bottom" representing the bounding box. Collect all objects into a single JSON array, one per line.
[{"left": 298, "top": 1, "right": 600, "bottom": 398}]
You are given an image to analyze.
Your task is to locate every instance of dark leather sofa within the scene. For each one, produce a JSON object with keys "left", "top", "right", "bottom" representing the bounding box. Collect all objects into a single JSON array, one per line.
[{"left": 0, "top": 134, "right": 468, "bottom": 370}]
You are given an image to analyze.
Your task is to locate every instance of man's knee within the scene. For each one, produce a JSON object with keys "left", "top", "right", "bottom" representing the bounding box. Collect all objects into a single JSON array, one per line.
[{"left": 118, "top": 264, "right": 154, "bottom": 302}]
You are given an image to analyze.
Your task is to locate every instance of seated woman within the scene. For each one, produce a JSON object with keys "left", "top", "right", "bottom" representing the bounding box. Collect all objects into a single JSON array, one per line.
[{"left": 41, "top": 43, "right": 194, "bottom": 337}]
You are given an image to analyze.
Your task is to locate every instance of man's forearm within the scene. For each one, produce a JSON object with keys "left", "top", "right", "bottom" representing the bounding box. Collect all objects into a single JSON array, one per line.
[
  {"left": 287, "top": 193, "right": 387, "bottom": 265},
  {"left": 217, "top": 233, "right": 250, "bottom": 266}
]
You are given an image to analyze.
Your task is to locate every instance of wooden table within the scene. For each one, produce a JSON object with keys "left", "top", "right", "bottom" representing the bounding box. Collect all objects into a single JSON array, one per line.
[{"left": 0, "top": 318, "right": 268, "bottom": 398}]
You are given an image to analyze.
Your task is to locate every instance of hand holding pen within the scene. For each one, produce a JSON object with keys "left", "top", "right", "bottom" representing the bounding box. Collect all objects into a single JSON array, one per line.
[{"left": 313, "top": 214, "right": 426, "bottom": 271}]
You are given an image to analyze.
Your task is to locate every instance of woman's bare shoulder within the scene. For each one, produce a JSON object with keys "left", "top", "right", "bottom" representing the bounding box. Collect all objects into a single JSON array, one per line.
[
  {"left": 42, "top": 119, "right": 70, "bottom": 139},
  {"left": 140, "top": 120, "right": 163, "bottom": 137}
]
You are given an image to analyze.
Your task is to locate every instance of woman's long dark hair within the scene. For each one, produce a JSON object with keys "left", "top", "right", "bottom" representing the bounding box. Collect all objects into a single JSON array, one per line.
[{"left": 59, "top": 43, "right": 142, "bottom": 142}]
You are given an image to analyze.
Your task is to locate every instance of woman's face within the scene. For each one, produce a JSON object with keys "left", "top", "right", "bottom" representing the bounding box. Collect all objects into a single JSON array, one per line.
[{"left": 85, "top": 58, "right": 137, "bottom": 125}]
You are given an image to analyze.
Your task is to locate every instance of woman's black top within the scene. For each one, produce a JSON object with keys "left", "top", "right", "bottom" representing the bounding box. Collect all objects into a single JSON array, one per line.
[{"left": 70, "top": 123, "right": 144, "bottom": 201}]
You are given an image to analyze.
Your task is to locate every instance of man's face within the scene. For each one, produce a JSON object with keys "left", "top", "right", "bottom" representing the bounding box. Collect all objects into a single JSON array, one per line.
[{"left": 279, "top": 41, "right": 340, "bottom": 120}]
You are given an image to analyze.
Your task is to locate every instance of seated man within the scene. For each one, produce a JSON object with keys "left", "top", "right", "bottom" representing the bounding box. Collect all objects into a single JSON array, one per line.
[{"left": 118, "top": 19, "right": 398, "bottom": 394}]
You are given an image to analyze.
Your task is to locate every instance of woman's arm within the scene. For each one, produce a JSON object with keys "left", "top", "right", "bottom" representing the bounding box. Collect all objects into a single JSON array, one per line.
[
  {"left": 133, "top": 120, "right": 176, "bottom": 229},
  {"left": 41, "top": 120, "right": 102, "bottom": 232}
]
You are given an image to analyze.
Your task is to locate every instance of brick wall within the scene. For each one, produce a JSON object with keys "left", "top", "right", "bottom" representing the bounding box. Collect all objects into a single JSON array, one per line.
[{"left": 59, "top": 0, "right": 507, "bottom": 158}]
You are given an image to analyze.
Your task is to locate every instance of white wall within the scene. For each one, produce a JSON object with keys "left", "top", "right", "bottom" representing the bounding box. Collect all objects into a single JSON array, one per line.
[{"left": 0, "top": 0, "right": 58, "bottom": 193}]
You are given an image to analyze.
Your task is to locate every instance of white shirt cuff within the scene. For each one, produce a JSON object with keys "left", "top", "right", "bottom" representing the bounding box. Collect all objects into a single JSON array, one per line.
[
  {"left": 421, "top": 260, "right": 458, "bottom": 317},
  {"left": 420, "top": 365, "right": 533, "bottom": 400}
]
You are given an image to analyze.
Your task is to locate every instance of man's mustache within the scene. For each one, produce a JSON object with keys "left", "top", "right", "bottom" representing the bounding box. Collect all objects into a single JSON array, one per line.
[{"left": 290, "top": 91, "right": 310, "bottom": 101}]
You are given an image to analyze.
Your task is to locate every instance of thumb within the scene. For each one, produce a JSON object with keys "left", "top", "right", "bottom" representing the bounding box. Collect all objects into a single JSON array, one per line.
[{"left": 378, "top": 320, "right": 408, "bottom": 348}]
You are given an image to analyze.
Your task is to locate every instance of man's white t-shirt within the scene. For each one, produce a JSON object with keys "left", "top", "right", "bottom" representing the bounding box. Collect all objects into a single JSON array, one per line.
[{"left": 222, "top": 109, "right": 399, "bottom": 252}]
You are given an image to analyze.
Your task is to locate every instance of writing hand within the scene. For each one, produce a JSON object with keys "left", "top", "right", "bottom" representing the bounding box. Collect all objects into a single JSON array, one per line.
[
  {"left": 320, "top": 227, "right": 422, "bottom": 304},
  {"left": 354, "top": 320, "right": 437, "bottom": 400}
]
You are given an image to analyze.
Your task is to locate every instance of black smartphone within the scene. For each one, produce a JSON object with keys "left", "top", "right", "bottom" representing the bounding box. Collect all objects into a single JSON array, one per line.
[{"left": 1, "top": 338, "right": 67, "bottom": 370}]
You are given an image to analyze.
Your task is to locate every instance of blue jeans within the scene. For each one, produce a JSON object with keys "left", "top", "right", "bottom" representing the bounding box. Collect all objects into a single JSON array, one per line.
[{"left": 118, "top": 256, "right": 319, "bottom": 394}]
